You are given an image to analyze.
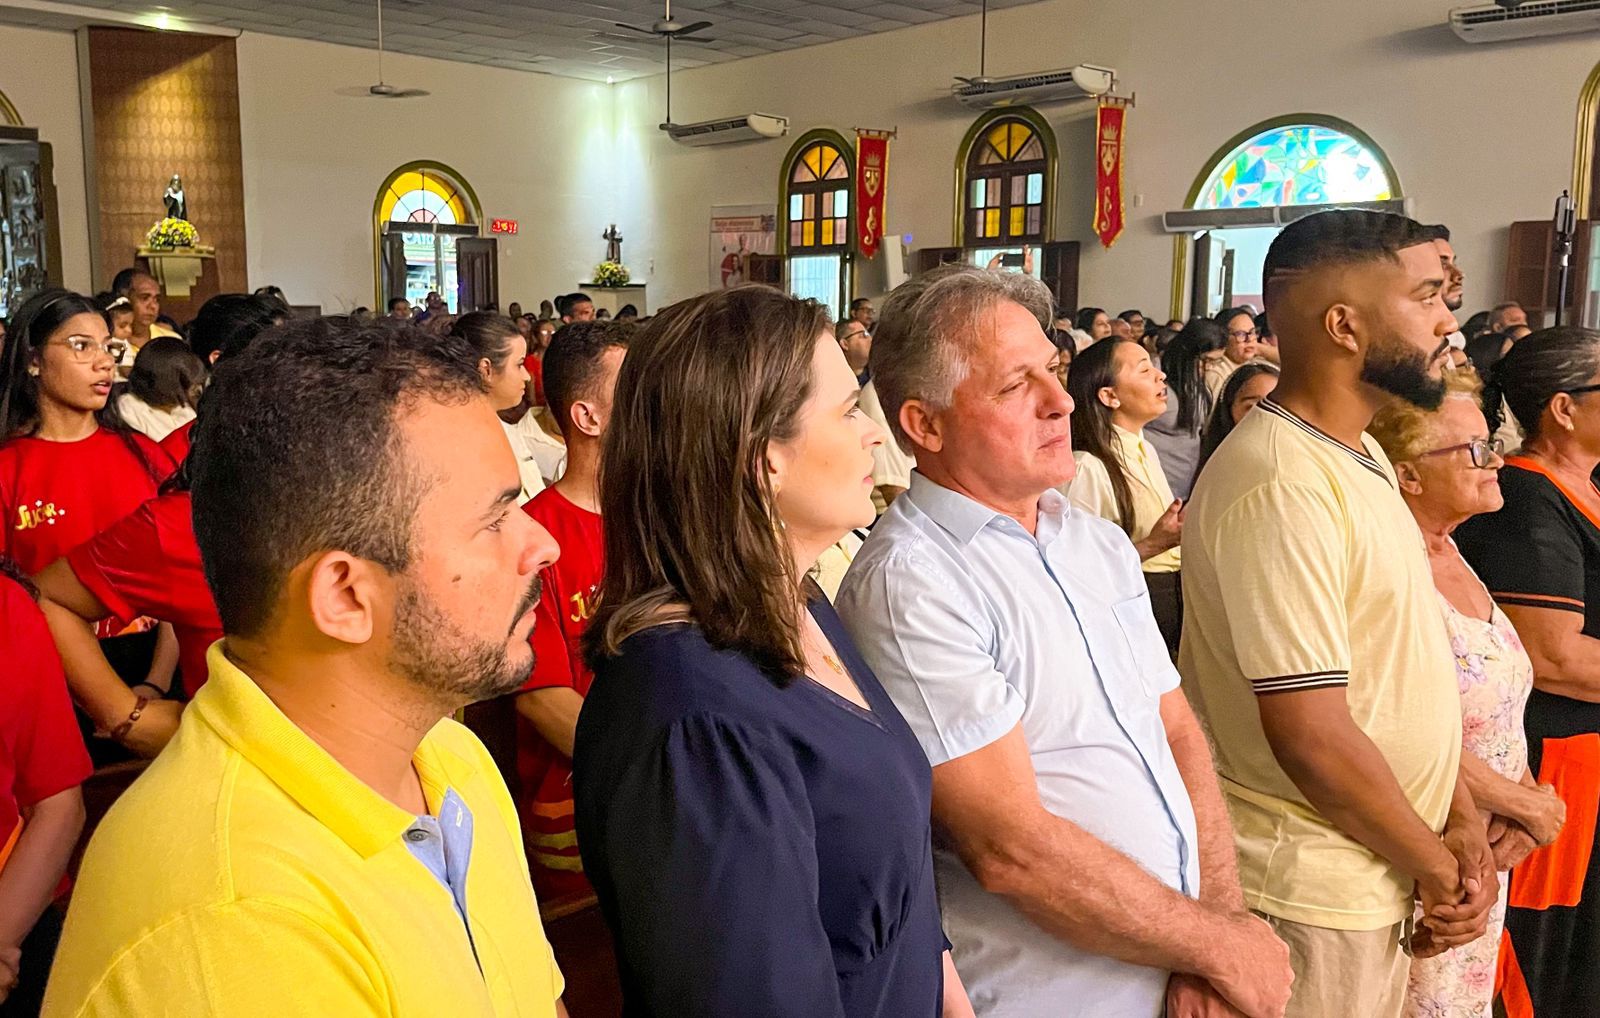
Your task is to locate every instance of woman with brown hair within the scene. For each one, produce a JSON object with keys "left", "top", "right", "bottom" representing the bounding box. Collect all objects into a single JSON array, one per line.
[{"left": 573, "top": 285, "right": 971, "bottom": 1017}]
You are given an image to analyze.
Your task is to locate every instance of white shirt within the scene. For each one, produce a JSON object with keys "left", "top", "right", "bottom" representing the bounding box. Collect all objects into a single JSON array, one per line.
[
  {"left": 836, "top": 474, "right": 1199, "bottom": 1018},
  {"left": 115, "top": 392, "right": 195, "bottom": 442},
  {"left": 500, "top": 418, "right": 548, "bottom": 505},
  {"left": 1066, "top": 425, "right": 1181, "bottom": 573}
]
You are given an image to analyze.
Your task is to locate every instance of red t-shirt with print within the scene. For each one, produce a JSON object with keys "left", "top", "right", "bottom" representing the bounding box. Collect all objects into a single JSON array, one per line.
[
  {"left": 517, "top": 485, "right": 603, "bottom": 901},
  {"left": 0, "top": 429, "right": 175, "bottom": 636},
  {"left": 0, "top": 573, "right": 93, "bottom": 857},
  {"left": 67, "top": 491, "right": 220, "bottom": 697}
]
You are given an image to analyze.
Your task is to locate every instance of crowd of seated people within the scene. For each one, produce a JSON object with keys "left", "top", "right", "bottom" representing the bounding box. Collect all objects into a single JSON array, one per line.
[{"left": 0, "top": 209, "right": 1596, "bottom": 1018}]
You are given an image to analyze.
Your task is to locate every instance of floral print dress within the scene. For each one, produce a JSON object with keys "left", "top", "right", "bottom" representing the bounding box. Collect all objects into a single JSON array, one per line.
[{"left": 1403, "top": 572, "right": 1534, "bottom": 1018}]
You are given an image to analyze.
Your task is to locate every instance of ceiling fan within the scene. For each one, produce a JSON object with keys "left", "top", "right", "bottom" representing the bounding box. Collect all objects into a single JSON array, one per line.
[
  {"left": 953, "top": 0, "right": 993, "bottom": 87},
  {"left": 613, "top": 0, "right": 716, "bottom": 43},
  {"left": 337, "top": 0, "right": 430, "bottom": 99}
]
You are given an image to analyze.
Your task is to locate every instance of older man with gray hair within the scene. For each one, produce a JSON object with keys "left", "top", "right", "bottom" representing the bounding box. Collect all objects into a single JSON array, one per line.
[{"left": 835, "top": 264, "right": 1294, "bottom": 1018}]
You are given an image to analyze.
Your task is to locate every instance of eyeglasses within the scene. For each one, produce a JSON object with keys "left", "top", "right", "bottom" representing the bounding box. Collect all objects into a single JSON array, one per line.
[
  {"left": 1417, "top": 436, "right": 1505, "bottom": 469},
  {"left": 1228, "top": 329, "right": 1260, "bottom": 342},
  {"left": 1563, "top": 383, "right": 1600, "bottom": 397},
  {"left": 50, "top": 335, "right": 128, "bottom": 363}
]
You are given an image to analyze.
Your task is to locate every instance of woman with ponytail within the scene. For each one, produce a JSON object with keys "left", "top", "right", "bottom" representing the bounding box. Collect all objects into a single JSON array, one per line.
[{"left": 1454, "top": 327, "right": 1600, "bottom": 1015}]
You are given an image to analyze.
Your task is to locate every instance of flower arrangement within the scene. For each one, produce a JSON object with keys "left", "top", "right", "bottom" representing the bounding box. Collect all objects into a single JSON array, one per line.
[
  {"left": 591, "top": 260, "right": 630, "bottom": 287},
  {"left": 145, "top": 217, "right": 199, "bottom": 250}
]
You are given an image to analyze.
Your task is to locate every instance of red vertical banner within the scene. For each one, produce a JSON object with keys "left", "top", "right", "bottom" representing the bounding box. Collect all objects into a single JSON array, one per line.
[
  {"left": 1094, "top": 101, "right": 1127, "bottom": 249},
  {"left": 855, "top": 131, "right": 891, "bottom": 258}
]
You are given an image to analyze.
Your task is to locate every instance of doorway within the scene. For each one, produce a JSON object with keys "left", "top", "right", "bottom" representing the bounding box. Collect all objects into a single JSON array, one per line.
[
  {"left": 380, "top": 224, "right": 495, "bottom": 313},
  {"left": 1188, "top": 227, "right": 1277, "bottom": 317}
]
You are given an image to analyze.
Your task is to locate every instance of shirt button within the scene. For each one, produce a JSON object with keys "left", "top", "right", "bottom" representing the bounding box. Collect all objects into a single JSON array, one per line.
[{"left": 406, "top": 829, "right": 429, "bottom": 843}]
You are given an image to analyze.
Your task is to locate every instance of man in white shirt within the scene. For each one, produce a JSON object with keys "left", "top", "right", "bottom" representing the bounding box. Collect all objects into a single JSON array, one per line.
[{"left": 836, "top": 264, "right": 1293, "bottom": 1018}]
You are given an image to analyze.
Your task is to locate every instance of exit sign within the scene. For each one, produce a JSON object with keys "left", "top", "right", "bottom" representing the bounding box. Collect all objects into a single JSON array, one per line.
[{"left": 490, "top": 219, "right": 519, "bottom": 235}]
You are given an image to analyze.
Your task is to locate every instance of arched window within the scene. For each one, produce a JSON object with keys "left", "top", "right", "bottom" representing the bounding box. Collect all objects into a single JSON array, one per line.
[
  {"left": 0, "top": 89, "right": 21, "bottom": 127},
  {"left": 1194, "top": 122, "right": 1395, "bottom": 210},
  {"left": 1578, "top": 60, "right": 1599, "bottom": 220},
  {"left": 779, "top": 130, "right": 853, "bottom": 318},
  {"left": 954, "top": 108, "right": 1057, "bottom": 273},
  {"left": 1175, "top": 116, "right": 1400, "bottom": 317},
  {"left": 373, "top": 162, "right": 482, "bottom": 313}
]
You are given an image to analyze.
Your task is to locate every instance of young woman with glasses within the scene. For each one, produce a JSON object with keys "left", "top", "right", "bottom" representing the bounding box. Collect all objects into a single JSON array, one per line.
[
  {"left": 0, "top": 290, "right": 178, "bottom": 757},
  {"left": 1205, "top": 306, "right": 1263, "bottom": 402},
  {"left": 1369, "top": 370, "right": 1559, "bottom": 1017},
  {"left": 1454, "top": 328, "right": 1600, "bottom": 1015}
]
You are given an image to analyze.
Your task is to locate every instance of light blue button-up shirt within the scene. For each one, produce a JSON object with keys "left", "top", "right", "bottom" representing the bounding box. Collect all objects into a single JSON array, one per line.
[
  {"left": 403, "top": 787, "right": 480, "bottom": 968},
  {"left": 836, "top": 474, "right": 1200, "bottom": 1018}
]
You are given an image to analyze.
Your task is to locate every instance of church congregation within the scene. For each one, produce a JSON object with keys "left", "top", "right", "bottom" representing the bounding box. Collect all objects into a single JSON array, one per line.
[{"left": 2, "top": 1, "right": 1600, "bottom": 1016}]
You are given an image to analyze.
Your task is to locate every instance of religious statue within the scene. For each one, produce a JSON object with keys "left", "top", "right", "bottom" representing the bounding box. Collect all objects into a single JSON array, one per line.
[
  {"left": 163, "top": 174, "right": 187, "bottom": 222},
  {"left": 602, "top": 223, "right": 623, "bottom": 265}
]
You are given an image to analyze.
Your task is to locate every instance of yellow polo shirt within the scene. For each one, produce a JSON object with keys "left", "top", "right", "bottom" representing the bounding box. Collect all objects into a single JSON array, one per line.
[
  {"left": 44, "top": 644, "right": 563, "bottom": 1017},
  {"left": 1066, "top": 425, "right": 1181, "bottom": 573},
  {"left": 1179, "top": 398, "right": 1460, "bottom": 931}
]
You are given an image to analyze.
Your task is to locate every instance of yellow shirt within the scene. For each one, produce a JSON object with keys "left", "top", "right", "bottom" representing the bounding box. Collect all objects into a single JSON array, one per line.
[
  {"left": 44, "top": 644, "right": 564, "bottom": 1017},
  {"left": 1066, "top": 425, "right": 1181, "bottom": 573},
  {"left": 1178, "top": 399, "right": 1460, "bottom": 931}
]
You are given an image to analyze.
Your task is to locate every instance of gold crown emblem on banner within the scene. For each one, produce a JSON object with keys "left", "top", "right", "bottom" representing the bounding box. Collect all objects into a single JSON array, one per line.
[
  {"left": 866, "top": 152, "right": 883, "bottom": 168},
  {"left": 1100, "top": 124, "right": 1120, "bottom": 143}
]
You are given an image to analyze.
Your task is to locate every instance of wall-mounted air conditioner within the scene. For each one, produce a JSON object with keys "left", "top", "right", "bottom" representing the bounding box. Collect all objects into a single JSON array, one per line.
[
  {"left": 1449, "top": 0, "right": 1600, "bottom": 43},
  {"left": 951, "top": 65, "right": 1115, "bottom": 109},
  {"left": 661, "top": 113, "right": 789, "bottom": 146}
]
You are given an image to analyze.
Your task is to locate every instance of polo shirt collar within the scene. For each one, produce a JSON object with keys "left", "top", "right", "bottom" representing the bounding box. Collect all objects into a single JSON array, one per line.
[
  {"left": 192, "top": 642, "right": 452, "bottom": 859},
  {"left": 907, "top": 472, "right": 1068, "bottom": 546}
]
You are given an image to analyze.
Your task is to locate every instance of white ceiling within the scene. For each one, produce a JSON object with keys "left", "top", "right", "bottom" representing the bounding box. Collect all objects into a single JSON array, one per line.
[{"left": 23, "top": 0, "right": 1045, "bottom": 82}]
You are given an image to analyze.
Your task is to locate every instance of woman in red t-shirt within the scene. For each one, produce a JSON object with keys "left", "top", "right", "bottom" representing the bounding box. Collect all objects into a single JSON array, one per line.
[
  {"left": 0, "top": 289, "right": 177, "bottom": 759},
  {"left": 0, "top": 561, "right": 91, "bottom": 1013}
]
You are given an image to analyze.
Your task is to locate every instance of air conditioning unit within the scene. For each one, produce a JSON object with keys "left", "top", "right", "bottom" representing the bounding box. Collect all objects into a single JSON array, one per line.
[
  {"left": 661, "top": 113, "right": 789, "bottom": 146},
  {"left": 951, "top": 64, "right": 1115, "bottom": 109},
  {"left": 1449, "top": 0, "right": 1600, "bottom": 43}
]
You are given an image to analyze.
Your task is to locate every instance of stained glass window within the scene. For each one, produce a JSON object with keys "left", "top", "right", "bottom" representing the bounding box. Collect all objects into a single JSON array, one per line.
[
  {"left": 1196, "top": 125, "right": 1392, "bottom": 210},
  {"left": 964, "top": 116, "right": 1048, "bottom": 245},
  {"left": 787, "top": 140, "right": 851, "bottom": 252},
  {"left": 378, "top": 167, "right": 472, "bottom": 225}
]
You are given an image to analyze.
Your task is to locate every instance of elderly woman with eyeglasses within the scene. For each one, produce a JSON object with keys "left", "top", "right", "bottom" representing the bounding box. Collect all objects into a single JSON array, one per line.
[
  {"left": 1368, "top": 370, "right": 1563, "bottom": 1017},
  {"left": 1452, "top": 327, "right": 1600, "bottom": 1016}
]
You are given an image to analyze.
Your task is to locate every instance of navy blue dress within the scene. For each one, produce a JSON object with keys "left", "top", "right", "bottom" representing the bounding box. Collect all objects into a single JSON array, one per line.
[{"left": 572, "top": 597, "right": 945, "bottom": 1017}]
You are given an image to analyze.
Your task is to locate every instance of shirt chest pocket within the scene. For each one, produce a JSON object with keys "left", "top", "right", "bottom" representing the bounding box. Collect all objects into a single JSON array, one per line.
[{"left": 1109, "top": 591, "right": 1175, "bottom": 701}]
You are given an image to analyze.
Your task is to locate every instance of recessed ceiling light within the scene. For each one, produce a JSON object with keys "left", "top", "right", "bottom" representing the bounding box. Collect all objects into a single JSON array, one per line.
[{"left": 606, "top": 74, "right": 614, "bottom": 83}]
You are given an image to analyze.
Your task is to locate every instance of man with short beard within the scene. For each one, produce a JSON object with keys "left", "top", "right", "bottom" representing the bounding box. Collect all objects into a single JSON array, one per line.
[
  {"left": 1423, "top": 224, "right": 1468, "bottom": 351},
  {"left": 43, "top": 320, "right": 569, "bottom": 1017},
  {"left": 1180, "top": 210, "right": 1495, "bottom": 1018}
]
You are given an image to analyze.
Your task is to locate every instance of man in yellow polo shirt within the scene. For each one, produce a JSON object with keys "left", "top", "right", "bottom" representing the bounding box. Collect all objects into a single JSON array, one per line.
[
  {"left": 1180, "top": 210, "right": 1496, "bottom": 1018},
  {"left": 44, "top": 319, "right": 568, "bottom": 1016}
]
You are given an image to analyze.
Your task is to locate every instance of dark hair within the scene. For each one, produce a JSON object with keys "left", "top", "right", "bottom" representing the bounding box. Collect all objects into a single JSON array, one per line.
[
  {"left": 128, "top": 337, "right": 205, "bottom": 410},
  {"left": 1263, "top": 210, "right": 1435, "bottom": 305},
  {"left": 1465, "top": 331, "right": 1510, "bottom": 377},
  {"left": 95, "top": 291, "right": 133, "bottom": 331},
  {"left": 1161, "top": 318, "right": 1227, "bottom": 433},
  {"left": 1483, "top": 327, "right": 1600, "bottom": 440},
  {"left": 1462, "top": 310, "right": 1492, "bottom": 340},
  {"left": 0, "top": 555, "right": 36, "bottom": 601},
  {"left": 543, "top": 321, "right": 634, "bottom": 437},
  {"left": 850, "top": 297, "right": 873, "bottom": 311},
  {"left": 388, "top": 297, "right": 410, "bottom": 312},
  {"left": 188, "top": 293, "right": 286, "bottom": 365},
  {"left": 0, "top": 288, "right": 166, "bottom": 478},
  {"left": 1215, "top": 306, "right": 1256, "bottom": 329},
  {"left": 1074, "top": 306, "right": 1107, "bottom": 333},
  {"left": 111, "top": 268, "right": 153, "bottom": 296},
  {"left": 559, "top": 293, "right": 594, "bottom": 318},
  {"left": 1118, "top": 309, "right": 1143, "bottom": 322},
  {"left": 1066, "top": 337, "right": 1139, "bottom": 534},
  {"left": 188, "top": 319, "right": 485, "bottom": 636},
  {"left": 1196, "top": 362, "right": 1281, "bottom": 477},
  {"left": 449, "top": 311, "right": 520, "bottom": 367},
  {"left": 617, "top": 303, "right": 639, "bottom": 319},
  {"left": 1254, "top": 312, "right": 1273, "bottom": 339},
  {"left": 585, "top": 285, "right": 831, "bottom": 684},
  {"left": 1418, "top": 223, "right": 1451, "bottom": 243},
  {"left": 1153, "top": 325, "right": 1180, "bottom": 355}
]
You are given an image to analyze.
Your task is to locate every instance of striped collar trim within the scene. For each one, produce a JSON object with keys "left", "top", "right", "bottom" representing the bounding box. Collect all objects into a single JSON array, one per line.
[{"left": 1257, "top": 398, "right": 1390, "bottom": 484}]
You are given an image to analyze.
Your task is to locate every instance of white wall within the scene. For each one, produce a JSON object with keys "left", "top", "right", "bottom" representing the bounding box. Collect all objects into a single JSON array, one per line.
[
  {"left": 615, "top": 0, "right": 1600, "bottom": 317},
  {"left": 236, "top": 32, "right": 619, "bottom": 313},
  {"left": 0, "top": 24, "right": 92, "bottom": 292}
]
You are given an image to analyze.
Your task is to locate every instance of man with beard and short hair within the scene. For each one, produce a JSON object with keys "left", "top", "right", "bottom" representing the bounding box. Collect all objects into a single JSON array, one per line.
[
  {"left": 1423, "top": 224, "right": 1468, "bottom": 351},
  {"left": 43, "top": 319, "right": 569, "bottom": 1017},
  {"left": 1179, "top": 209, "right": 1495, "bottom": 1018}
]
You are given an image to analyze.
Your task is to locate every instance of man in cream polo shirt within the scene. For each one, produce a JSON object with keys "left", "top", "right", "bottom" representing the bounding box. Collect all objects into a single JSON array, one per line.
[
  {"left": 1181, "top": 210, "right": 1496, "bottom": 1018},
  {"left": 45, "top": 320, "right": 568, "bottom": 1017}
]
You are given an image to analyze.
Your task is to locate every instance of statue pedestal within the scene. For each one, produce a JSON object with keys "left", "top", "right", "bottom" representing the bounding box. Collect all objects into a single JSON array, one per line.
[
  {"left": 138, "top": 245, "right": 216, "bottom": 299},
  {"left": 577, "top": 283, "right": 647, "bottom": 318}
]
